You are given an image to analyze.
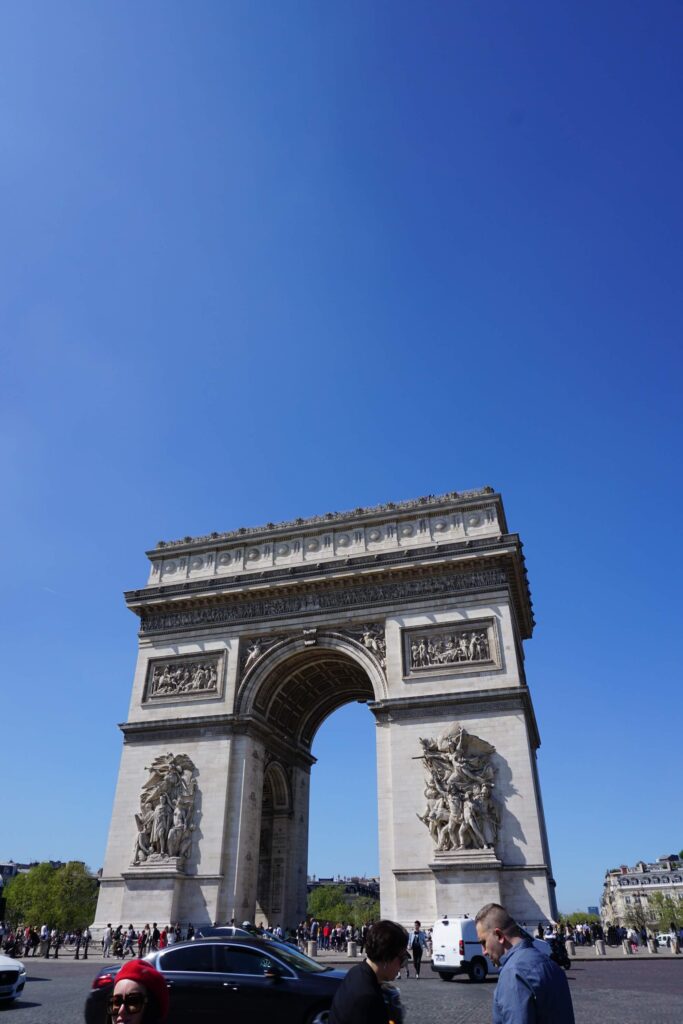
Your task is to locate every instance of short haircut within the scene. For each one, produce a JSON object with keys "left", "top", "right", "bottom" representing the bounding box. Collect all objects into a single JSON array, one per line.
[
  {"left": 365, "top": 920, "right": 409, "bottom": 963},
  {"left": 475, "top": 903, "right": 523, "bottom": 938}
]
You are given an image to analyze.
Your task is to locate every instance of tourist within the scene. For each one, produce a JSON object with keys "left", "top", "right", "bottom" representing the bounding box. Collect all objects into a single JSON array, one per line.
[
  {"left": 406, "top": 920, "right": 427, "bottom": 979},
  {"left": 103, "top": 923, "right": 113, "bottom": 958},
  {"left": 106, "top": 959, "right": 169, "bottom": 1024},
  {"left": 329, "top": 919, "right": 409, "bottom": 1024},
  {"left": 475, "top": 903, "right": 575, "bottom": 1024}
]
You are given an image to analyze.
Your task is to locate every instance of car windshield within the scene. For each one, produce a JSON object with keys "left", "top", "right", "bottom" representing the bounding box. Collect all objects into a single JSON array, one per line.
[{"left": 266, "top": 940, "right": 330, "bottom": 974}]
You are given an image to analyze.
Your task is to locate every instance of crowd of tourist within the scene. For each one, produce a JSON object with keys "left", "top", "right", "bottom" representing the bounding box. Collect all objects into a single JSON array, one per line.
[{"left": 0, "top": 921, "right": 196, "bottom": 959}]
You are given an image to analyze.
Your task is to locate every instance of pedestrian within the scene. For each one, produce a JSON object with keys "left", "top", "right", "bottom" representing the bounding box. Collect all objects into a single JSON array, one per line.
[
  {"left": 475, "top": 903, "right": 575, "bottom": 1024},
  {"left": 406, "top": 920, "right": 427, "bottom": 979},
  {"left": 82, "top": 926, "right": 91, "bottom": 959},
  {"left": 106, "top": 958, "right": 169, "bottom": 1024},
  {"left": 52, "top": 928, "right": 61, "bottom": 958},
  {"left": 103, "top": 923, "right": 113, "bottom": 958},
  {"left": 329, "top": 919, "right": 409, "bottom": 1024}
]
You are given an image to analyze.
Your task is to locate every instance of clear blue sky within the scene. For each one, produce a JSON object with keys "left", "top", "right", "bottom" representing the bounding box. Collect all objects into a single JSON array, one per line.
[{"left": 2, "top": 2, "right": 681, "bottom": 915}]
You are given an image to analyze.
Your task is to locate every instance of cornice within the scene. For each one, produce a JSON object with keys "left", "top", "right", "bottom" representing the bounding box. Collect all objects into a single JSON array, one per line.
[
  {"left": 368, "top": 686, "right": 542, "bottom": 749},
  {"left": 151, "top": 487, "right": 500, "bottom": 553},
  {"left": 119, "top": 713, "right": 316, "bottom": 769}
]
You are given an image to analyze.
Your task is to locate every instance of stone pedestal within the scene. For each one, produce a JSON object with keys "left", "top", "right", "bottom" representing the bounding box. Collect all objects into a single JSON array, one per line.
[
  {"left": 347, "top": 941, "right": 358, "bottom": 958},
  {"left": 622, "top": 939, "right": 632, "bottom": 955},
  {"left": 567, "top": 939, "right": 575, "bottom": 956},
  {"left": 429, "top": 850, "right": 503, "bottom": 918},
  {"left": 595, "top": 939, "right": 606, "bottom": 956},
  {"left": 307, "top": 940, "right": 318, "bottom": 958},
  {"left": 647, "top": 939, "right": 657, "bottom": 954}
]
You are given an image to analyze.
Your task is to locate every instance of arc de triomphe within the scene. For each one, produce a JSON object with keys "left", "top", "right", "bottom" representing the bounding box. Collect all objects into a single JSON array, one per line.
[{"left": 94, "top": 488, "right": 557, "bottom": 931}]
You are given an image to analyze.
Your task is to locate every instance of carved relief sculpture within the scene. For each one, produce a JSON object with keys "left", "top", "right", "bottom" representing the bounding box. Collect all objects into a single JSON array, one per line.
[
  {"left": 404, "top": 621, "right": 497, "bottom": 677},
  {"left": 132, "top": 753, "right": 198, "bottom": 868},
  {"left": 416, "top": 723, "right": 500, "bottom": 853},
  {"left": 144, "top": 654, "right": 223, "bottom": 701},
  {"left": 340, "top": 623, "right": 387, "bottom": 670}
]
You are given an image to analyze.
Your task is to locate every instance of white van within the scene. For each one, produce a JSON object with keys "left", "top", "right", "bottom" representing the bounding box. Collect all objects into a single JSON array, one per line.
[{"left": 430, "top": 915, "right": 551, "bottom": 982}]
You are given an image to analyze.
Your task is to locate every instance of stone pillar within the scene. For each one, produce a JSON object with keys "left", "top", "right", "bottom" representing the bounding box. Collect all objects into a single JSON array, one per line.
[
  {"left": 347, "top": 941, "right": 358, "bottom": 957},
  {"left": 595, "top": 939, "right": 606, "bottom": 956},
  {"left": 566, "top": 939, "right": 575, "bottom": 956},
  {"left": 217, "top": 731, "right": 266, "bottom": 925},
  {"left": 307, "top": 940, "right": 318, "bottom": 957},
  {"left": 622, "top": 939, "right": 632, "bottom": 955}
]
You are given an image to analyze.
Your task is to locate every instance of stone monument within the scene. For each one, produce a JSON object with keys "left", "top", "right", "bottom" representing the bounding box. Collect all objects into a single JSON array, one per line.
[{"left": 93, "top": 488, "right": 557, "bottom": 932}]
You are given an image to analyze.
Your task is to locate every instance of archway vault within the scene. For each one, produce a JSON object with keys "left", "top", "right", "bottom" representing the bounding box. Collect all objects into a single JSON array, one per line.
[{"left": 236, "top": 634, "right": 384, "bottom": 750}]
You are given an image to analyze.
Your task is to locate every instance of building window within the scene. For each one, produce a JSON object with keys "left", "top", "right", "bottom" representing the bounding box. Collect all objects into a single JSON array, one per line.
[{"left": 625, "top": 896, "right": 631, "bottom": 903}]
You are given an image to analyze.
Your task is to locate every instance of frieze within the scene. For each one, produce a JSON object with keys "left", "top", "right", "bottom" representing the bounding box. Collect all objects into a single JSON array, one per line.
[
  {"left": 143, "top": 653, "right": 225, "bottom": 702},
  {"left": 140, "top": 568, "right": 508, "bottom": 635},
  {"left": 155, "top": 487, "right": 496, "bottom": 550},
  {"left": 403, "top": 620, "right": 499, "bottom": 678}
]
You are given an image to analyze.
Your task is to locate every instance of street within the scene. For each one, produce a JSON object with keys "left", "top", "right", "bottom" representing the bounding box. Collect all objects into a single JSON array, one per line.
[{"left": 2, "top": 957, "right": 681, "bottom": 1024}]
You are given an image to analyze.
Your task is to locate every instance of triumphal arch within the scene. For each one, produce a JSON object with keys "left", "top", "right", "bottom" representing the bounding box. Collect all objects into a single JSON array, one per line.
[{"left": 94, "top": 488, "right": 557, "bottom": 932}]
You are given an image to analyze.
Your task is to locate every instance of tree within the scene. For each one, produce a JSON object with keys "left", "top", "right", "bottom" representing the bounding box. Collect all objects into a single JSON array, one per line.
[
  {"left": 5, "top": 862, "right": 58, "bottom": 927},
  {"left": 647, "top": 892, "right": 683, "bottom": 932},
  {"left": 307, "top": 884, "right": 349, "bottom": 923},
  {"left": 349, "top": 897, "right": 380, "bottom": 928},
  {"left": 4, "top": 861, "right": 98, "bottom": 930},
  {"left": 52, "top": 862, "right": 99, "bottom": 930}
]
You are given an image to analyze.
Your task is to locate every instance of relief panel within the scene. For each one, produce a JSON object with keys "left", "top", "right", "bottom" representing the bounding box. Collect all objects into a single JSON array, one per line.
[
  {"left": 142, "top": 651, "right": 226, "bottom": 703},
  {"left": 402, "top": 619, "right": 500, "bottom": 678}
]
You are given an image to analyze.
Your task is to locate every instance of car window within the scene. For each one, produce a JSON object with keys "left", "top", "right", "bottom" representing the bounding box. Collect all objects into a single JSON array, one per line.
[
  {"left": 160, "top": 945, "right": 215, "bottom": 972},
  {"left": 216, "top": 945, "right": 282, "bottom": 976},
  {"left": 266, "top": 940, "right": 329, "bottom": 974}
]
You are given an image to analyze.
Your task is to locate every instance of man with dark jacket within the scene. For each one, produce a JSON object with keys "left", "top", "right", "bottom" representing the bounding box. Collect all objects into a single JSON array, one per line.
[{"left": 475, "top": 903, "right": 574, "bottom": 1024}]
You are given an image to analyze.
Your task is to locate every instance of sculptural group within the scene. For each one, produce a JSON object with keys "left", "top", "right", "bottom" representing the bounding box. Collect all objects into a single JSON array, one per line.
[
  {"left": 132, "top": 752, "right": 198, "bottom": 867},
  {"left": 417, "top": 723, "right": 500, "bottom": 852}
]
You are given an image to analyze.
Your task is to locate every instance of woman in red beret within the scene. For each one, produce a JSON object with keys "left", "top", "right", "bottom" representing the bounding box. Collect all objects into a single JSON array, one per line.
[{"left": 108, "top": 959, "right": 169, "bottom": 1024}]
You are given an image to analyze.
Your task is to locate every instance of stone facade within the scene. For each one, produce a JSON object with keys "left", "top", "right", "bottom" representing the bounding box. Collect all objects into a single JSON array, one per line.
[
  {"left": 601, "top": 856, "right": 683, "bottom": 927},
  {"left": 94, "top": 488, "right": 557, "bottom": 933}
]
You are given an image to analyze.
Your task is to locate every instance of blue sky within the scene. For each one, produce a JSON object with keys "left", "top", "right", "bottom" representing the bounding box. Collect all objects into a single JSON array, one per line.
[{"left": 1, "top": 2, "right": 681, "bottom": 915}]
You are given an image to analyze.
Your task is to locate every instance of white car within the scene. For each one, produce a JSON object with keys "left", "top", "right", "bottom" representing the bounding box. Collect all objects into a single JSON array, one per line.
[
  {"left": 0, "top": 953, "right": 27, "bottom": 1003},
  {"left": 655, "top": 932, "right": 676, "bottom": 947}
]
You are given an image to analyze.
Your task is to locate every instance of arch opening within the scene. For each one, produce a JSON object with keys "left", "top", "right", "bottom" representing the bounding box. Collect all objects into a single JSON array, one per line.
[{"left": 253, "top": 646, "right": 377, "bottom": 926}]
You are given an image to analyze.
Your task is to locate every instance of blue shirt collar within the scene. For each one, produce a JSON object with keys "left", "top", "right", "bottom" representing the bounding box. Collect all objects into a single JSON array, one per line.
[{"left": 499, "top": 936, "right": 533, "bottom": 967}]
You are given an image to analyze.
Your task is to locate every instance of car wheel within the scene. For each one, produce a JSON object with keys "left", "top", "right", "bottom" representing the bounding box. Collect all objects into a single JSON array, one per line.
[
  {"left": 468, "top": 958, "right": 487, "bottom": 983},
  {"left": 438, "top": 971, "right": 455, "bottom": 981},
  {"left": 305, "top": 1008, "right": 329, "bottom": 1024}
]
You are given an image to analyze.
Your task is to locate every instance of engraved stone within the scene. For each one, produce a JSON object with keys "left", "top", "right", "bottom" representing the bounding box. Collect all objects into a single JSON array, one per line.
[
  {"left": 416, "top": 723, "right": 500, "bottom": 853},
  {"left": 132, "top": 753, "right": 198, "bottom": 869}
]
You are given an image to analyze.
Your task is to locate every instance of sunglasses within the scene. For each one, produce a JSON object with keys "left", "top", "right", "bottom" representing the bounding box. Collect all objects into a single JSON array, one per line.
[{"left": 108, "top": 993, "right": 148, "bottom": 1016}]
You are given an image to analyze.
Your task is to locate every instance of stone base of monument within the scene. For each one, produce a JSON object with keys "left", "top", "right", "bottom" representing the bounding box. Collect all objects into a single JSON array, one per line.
[
  {"left": 124, "top": 857, "right": 188, "bottom": 875},
  {"left": 428, "top": 849, "right": 503, "bottom": 915}
]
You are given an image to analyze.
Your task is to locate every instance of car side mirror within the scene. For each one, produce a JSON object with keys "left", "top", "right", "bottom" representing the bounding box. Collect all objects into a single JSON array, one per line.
[{"left": 264, "top": 964, "right": 284, "bottom": 983}]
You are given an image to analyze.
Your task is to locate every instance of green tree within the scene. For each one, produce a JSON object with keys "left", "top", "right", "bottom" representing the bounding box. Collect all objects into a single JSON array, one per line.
[
  {"left": 4, "top": 861, "right": 98, "bottom": 930},
  {"left": 52, "top": 862, "right": 99, "bottom": 930},
  {"left": 307, "top": 884, "right": 349, "bottom": 923},
  {"left": 647, "top": 892, "right": 683, "bottom": 932},
  {"left": 5, "top": 862, "right": 58, "bottom": 927},
  {"left": 349, "top": 897, "right": 380, "bottom": 928}
]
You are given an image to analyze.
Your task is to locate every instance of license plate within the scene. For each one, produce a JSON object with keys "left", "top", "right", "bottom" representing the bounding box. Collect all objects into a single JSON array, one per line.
[{"left": 435, "top": 954, "right": 444, "bottom": 962}]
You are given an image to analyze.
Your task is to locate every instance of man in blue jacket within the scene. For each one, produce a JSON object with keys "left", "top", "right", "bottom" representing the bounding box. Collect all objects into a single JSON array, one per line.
[{"left": 475, "top": 903, "right": 575, "bottom": 1024}]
